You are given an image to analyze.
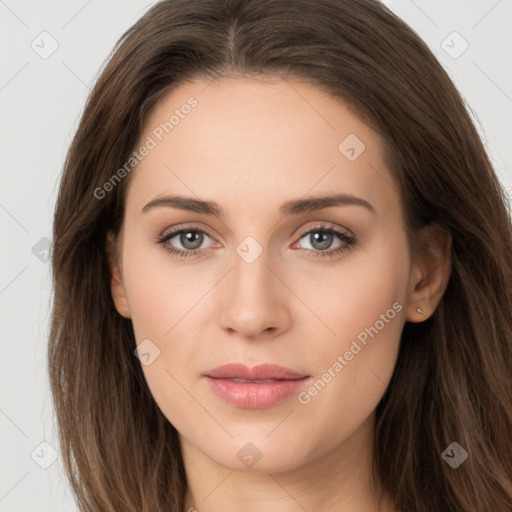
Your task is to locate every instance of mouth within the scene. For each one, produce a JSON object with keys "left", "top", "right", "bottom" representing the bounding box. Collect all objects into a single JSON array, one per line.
[
  {"left": 204, "top": 362, "right": 309, "bottom": 380},
  {"left": 228, "top": 378, "right": 282, "bottom": 383},
  {"left": 203, "top": 363, "right": 311, "bottom": 409}
]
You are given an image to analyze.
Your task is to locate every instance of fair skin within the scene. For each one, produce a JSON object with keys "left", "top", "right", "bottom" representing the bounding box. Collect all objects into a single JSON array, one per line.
[{"left": 107, "top": 76, "right": 451, "bottom": 512}]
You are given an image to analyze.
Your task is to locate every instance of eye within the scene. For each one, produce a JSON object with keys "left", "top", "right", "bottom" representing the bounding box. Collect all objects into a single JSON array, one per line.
[
  {"left": 156, "top": 222, "right": 356, "bottom": 259},
  {"left": 293, "top": 223, "right": 356, "bottom": 259},
  {"left": 157, "top": 226, "right": 216, "bottom": 258}
]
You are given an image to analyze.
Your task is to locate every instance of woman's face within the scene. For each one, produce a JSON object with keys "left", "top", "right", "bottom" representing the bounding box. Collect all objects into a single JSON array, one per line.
[{"left": 110, "top": 76, "right": 420, "bottom": 474}]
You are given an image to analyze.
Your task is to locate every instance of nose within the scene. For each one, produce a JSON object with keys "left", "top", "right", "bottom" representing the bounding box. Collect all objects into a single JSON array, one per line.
[{"left": 218, "top": 246, "right": 291, "bottom": 340}]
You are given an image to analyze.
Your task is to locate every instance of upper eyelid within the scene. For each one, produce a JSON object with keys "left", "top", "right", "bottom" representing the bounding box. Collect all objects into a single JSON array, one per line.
[
  {"left": 161, "top": 224, "right": 213, "bottom": 240},
  {"left": 296, "top": 222, "right": 353, "bottom": 239}
]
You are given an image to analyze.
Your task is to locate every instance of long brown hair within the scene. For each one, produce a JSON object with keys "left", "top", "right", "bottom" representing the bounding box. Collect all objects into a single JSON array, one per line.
[{"left": 48, "top": 0, "right": 512, "bottom": 510}]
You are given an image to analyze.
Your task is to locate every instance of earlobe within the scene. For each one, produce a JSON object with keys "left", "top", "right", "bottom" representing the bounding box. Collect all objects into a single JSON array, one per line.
[
  {"left": 405, "top": 225, "right": 452, "bottom": 323},
  {"left": 106, "top": 231, "right": 131, "bottom": 319}
]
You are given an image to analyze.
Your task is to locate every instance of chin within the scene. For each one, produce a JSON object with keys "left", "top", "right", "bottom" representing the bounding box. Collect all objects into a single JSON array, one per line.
[{"left": 199, "top": 433, "right": 314, "bottom": 474}]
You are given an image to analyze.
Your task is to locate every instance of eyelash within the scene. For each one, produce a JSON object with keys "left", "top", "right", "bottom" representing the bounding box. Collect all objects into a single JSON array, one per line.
[{"left": 156, "top": 222, "right": 356, "bottom": 260}]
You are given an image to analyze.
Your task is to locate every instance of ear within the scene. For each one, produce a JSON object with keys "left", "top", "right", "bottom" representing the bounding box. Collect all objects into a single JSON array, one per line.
[
  {"left": 405, "top": 223, "right": 452, "bottom": 323},
  {"left": 106, "top": 231, "right": 131, "bottom": 319}
]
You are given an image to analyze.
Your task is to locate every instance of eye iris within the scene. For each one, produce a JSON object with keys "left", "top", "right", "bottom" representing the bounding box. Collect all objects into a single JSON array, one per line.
[
  {"left": 181, "top": 230, "right": 203, "bottom": 250},
  {"left": 310, "top": 231, "right": 332, "bottom": 250}
]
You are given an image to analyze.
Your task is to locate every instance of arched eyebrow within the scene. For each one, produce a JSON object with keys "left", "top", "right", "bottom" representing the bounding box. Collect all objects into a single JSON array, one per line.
[{"left": 141, "top": 193, "right": 376, "bottom": 217}]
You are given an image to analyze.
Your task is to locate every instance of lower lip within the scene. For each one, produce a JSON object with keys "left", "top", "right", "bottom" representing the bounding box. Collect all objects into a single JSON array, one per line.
[{"left": 204, "top": 376, "right": 310, "bottom": 409}]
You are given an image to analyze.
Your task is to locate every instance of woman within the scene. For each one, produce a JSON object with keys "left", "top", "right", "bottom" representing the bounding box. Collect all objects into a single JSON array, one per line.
[{"left": 48, "top": 0, "right": 512, "bottom": 510}]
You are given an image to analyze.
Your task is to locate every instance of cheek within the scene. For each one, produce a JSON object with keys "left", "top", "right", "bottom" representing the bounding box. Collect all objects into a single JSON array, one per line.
[
  {"left": 121, "top": 238, "right": 213, "bottom": 416},
  {"left": 295, "top": 227, "right": 408, "bottom": 348},
  {"left": 295, "top": 237, "right": 408, "bottom": 432},
  {"left": 121, "top": 237, "right": 211, "bottom": 343},
  {"left": 121, "top": 244, "right": 203, "bottom": 429}
]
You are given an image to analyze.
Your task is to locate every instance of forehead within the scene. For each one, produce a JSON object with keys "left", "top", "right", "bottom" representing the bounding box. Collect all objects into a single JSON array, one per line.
[{"left": 125, "top": 77, "right": 400, "bottom": 221}]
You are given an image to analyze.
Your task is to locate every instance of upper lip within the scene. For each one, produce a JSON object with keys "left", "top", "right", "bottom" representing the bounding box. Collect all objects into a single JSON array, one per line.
[{"left": 204, "top": 363, "right": 309, "bottom": 380}]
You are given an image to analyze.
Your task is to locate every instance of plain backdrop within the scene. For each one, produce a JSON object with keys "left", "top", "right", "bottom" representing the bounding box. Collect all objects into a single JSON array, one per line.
[{"left": 1, "top": 1, "right": 511, "bottom": 510}]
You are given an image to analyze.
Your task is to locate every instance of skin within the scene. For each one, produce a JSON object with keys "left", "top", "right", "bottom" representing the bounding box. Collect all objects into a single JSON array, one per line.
[{"left": 108, "top": 76, "right": 451, "bottom": 512}]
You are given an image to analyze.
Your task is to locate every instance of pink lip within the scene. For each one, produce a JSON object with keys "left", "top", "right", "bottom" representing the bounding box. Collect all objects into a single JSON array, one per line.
[
  {"left": 203, "top": 363, "right": 311, "bottom": 409},
  {"left": 205, "top": 363, "right": 308, "bottom": 380}
]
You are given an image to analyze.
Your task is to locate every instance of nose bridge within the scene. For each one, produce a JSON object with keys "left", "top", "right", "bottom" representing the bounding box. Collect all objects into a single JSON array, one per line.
[
  {"left": 233, "top": 237, "right": 271, "bottom": 296},
  {"left": 218, "top": 235, "right": 288, "bottom": 337}
]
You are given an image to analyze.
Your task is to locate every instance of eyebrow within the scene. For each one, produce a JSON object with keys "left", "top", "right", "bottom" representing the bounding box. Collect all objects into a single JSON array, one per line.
[{"left": 141, "top": 193, "right": 376, "bottom": 217}]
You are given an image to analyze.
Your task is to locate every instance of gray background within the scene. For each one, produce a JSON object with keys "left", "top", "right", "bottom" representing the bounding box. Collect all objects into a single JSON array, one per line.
[{"left": 1, "top": 1, "right": 511, "bottom": 510}]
